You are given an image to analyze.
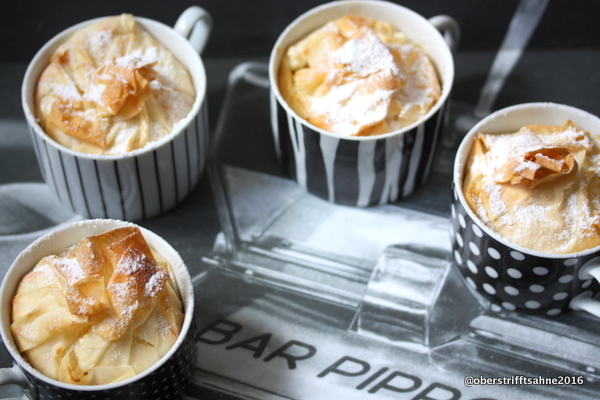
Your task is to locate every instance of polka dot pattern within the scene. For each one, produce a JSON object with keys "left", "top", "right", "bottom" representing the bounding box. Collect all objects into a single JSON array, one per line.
[
  {"left": 485, "top": 266, "right": 498, "bottom": 279},
  {"left": 529, "top": 285, "right": 544, "bottom": 293},
  {"left": 506, "top": 268, "right": 522, "bottom": 279},
  {"left": 27, "top": 318, "right": 198, "bottom": 399},
  {"left": 487, "top": 247, "right": 501, "bottom": 260},
  {"left": 449, "top": 184, "right": 600, "bottom": 316},
  {"left": 504, "top": 286, "right": 519, "bottom": 296}
]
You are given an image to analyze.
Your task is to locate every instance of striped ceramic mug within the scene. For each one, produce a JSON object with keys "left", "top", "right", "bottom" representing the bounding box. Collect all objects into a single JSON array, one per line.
[
  {"left": 269, "top": 0, "right": 458, "bottom": 206},
  {"left": 21, "top": 7, "right": 211, "bottom": 221}
]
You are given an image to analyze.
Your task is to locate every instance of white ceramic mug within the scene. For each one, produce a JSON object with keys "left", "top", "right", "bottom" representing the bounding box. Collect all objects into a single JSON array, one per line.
[
  {"left": 269, "top": 0, "right": 459, "bottom": 206},
  {"left": 21, "top": 7, "right": 212, "bottom": 221},
  {"left": 0, "top": 219, "right": 196, "bottom": 399},
  {"left": 450, "top": 102, "right": 600, "bottom": 317}
]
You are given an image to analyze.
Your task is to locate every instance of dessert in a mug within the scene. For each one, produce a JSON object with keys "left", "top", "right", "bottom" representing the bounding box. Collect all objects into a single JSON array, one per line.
[
  {"left": 10, "top": 226, "right": 184, "bottom": 385},
  {"left": 278, "top": 15, "right": 441, "bottom": 137},
  {"left": 462, "top": 121, "right": 600, "bottom": 254},
  {"left": 35, "top": 14, "right": 195, "bottom": 155}
]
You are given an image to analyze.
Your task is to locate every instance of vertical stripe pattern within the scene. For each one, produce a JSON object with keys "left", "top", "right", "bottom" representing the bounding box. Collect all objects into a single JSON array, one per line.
[
  {"left": 273, "top": 95, "right": 447, "bottom": 206},
  {"left": 28, "top": 102, "right": 209, "bottom": 221}
]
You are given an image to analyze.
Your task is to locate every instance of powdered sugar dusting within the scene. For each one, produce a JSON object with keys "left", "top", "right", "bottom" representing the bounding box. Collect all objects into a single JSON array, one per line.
[
  {"left": 145, "top": 269, "right": 167, "bottom": 299},
  {"left": 51, "top": 80, "right": 82, "bottom": 101},
  {"left": 115, "top": 46, "right": 159, "bottom": 69},
  {"left": 280, "top": 15, "right": 441, "bottom": 136},
  {"left": 35, "top": 14, "right": 195, "bottom": 155},
  {"left": 115, "top": 248, "right": 146, "bottom": 275},
  {"left": 10, "top": 225, "right": 185, "bottom": 384},
  {"left": 55, "top": 256, "right": 86, "bottom": 284},
  {"left": 108, "top": 281, "right": 136, "bottom": 318},
  {"left": 392, "top": 44, "right": 436, "bottom": 109},
  {"left": 89, "top": 29, "right": 113, "bottom": 55},
  {"left": 83, "top": 81, "right": 106, "bottom": 104},
  {"left": 465, "top": 122, "right": 600, "bottom": 253},
  {"left": 332, "top": 27, "right": 399, "bottom": 77},
  {"left": 310, "top": 27, "right": 398, "bottom": 135},
  {"left": 157, "top": 312, "right": 175, "bottom": 337},
  {"left": 313, "top": 80, "right": 394, "bottom": 135}
]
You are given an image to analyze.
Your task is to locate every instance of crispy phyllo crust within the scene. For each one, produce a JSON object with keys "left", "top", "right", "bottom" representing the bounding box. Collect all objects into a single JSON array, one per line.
[
  {"left": 11, "top": 226, "right": 183, "bottom": 385},
  {"left": 278, "top": 15, "right": 441, "bottom": 136},
  {"left": 35, "top": 14, "right": 195, "bottom": 154},
  {"left": 462, "top": 121, "right": 600, "bottom": 254}
]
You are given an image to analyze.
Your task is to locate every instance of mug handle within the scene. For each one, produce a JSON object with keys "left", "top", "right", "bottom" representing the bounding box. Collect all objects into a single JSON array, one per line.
[
  {"left": 174, "top": 6, "right": 212, "bottom": 54},
  {"left": 428, "top": 15, "right": 460, "bottom": 52},
  {"left": 0, "top": 363, "right": 30, "bottom": 399},
  {"left": 570, "top": 257, "right": 600, "bottom": 317}
]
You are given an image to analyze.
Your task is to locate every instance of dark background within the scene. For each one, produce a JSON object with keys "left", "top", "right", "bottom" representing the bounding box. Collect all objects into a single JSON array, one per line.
[{"left": 1, "top": 0, "right": 599, "bottom": 63}]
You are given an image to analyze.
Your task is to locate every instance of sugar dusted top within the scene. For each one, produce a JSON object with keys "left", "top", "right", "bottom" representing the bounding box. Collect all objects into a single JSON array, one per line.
[
  {"left": 463, "top": 121, "right": 600, "bottom": 254},
  {"left": 10, "top": 226, "right": 184, "bottom": 385},
  {"left": 278, "top": 15, "right": 441, "bottom": 137},
  {"left": 35, "top": 14, "right": 195, "bottom": 155}
]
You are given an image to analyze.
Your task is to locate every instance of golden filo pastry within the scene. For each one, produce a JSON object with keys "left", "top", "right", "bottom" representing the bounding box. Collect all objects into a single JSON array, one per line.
[
  {"left": 278, "top": 15, "right": 441, "bottom": 136},
  {"left": 11, "top": 227, "right": 184, "bottom": 385},
  {"left": 462, "top": 121, "right": 600, "bottom": 254},
  {"left": 35, "top": 14, "right": 195, "bottom": 155}
]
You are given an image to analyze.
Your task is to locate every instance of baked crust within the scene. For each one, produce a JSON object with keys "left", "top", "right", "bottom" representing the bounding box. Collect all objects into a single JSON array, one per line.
[
  {"left": 278, "top": 15, "right": 441, "bottom": 136},
  {"left": 35, "top": 14, "right": 195, "bottom": 154},
  {"left": 11, "top": 226, "right": 184, "bottom": 385},
  {"left": 462, "top": 121, "right": 600, "bottom": 254}
]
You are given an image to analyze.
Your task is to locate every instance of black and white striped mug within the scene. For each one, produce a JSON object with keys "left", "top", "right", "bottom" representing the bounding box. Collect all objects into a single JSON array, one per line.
[
  {"left": 21, "top": 7, "right": 212, "bottom": 221},
  {"left": 0, "top": 219, "right": 197, "bottom": 399},
  {"left": 451, "top": 103, "right": 600, "bottom": 317},
  {"left": 269, "top": 0, "right": 458, "bottom": 206}
]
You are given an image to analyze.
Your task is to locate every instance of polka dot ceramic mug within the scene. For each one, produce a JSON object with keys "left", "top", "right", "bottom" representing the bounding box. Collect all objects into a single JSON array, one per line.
[
  {"left": 450, "top": 103, "right": 600, "bottom": 317},
  {"left": 0, "top": 219, "right": 197, "bottom": 399}
]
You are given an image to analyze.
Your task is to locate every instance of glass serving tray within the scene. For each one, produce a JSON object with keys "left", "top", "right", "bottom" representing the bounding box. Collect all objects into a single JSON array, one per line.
[
  {"left": 1, "top": 61, "right": 600, "bottom": 399},
  {"left": 187, "top": 62, "right": 600, "bottom": 399}
]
